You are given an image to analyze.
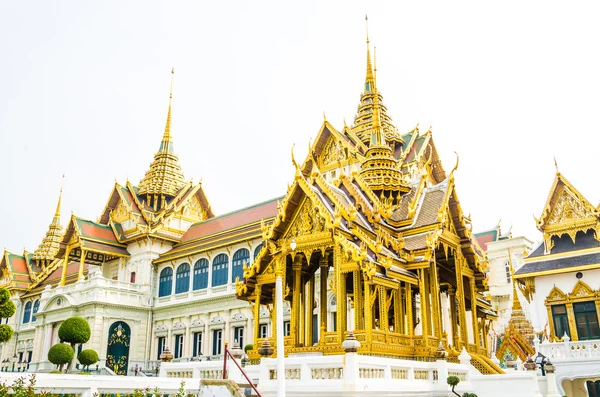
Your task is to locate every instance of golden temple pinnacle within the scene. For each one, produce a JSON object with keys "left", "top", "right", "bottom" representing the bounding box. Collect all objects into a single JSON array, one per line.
[
  {"left": 33, "top": 176, "right": 65, "bottom": 263},
  {"left": 351, "top": 17, "right": 403, "bottom": 146},
  {"left": 138, "top": 69, "right": 187, "bottom": 204}
]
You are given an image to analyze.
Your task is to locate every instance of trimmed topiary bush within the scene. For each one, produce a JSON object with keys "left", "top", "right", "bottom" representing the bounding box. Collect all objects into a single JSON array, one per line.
[
  {"left": 244, "top": 344, "right": 254, "bottom": 353},
  {"left": 0, "top": 288, "right": 15, "bottom": 344},
  {"left": 48, "top": 343, "right": 74, "bottom": 372},
  {"left": 58, "top": 316, "right": 91, "bottom": 371},
  {"left": 0, "top": 288, "right": 10, "bottom": 305},
  {"left": 78, "top": 349, "right": 99, "bottom": 368},
  {"left": 0, "top": 324, "right": 14, "bottom": 343},
  {"left": 0, "top": 299, "right": 16, "bottom": 319},
  {"left": 58, "top": 316, "right": 91, "bottom": 345},
  {"left": 447, "top": 375, "right": 460, "bottom": 397}
]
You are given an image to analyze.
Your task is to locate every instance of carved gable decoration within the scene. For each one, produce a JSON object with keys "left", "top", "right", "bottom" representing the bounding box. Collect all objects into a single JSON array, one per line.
[
  {"left": 571, "top": 280, "right": 594, "bottom": 299},
  {"left": 547, "top": 188, "right": 595, "bottom": 227},
  {"left": 111, "top": 199, "right": 131, "bottom": 223},
  {"left": 181, "top": 195, "right": 205, "bottom": 219},
  {"left": 319, "top": 137, "right": 347, "bottom": 169},
  {"left": 286, "top": 199, "right": 326, "bottom": 238},
  {"left": 545, "top": 286, "right": 566, "bottom": 303}
]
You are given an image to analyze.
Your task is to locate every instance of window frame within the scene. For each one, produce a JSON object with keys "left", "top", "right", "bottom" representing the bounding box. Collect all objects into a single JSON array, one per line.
[
  {"left": 211, "top": 254, "right": 229, "bottom": 287},
  {"left": 193, "top": 259, "right": 209, "bottom": 290},
  {"left": 231, "top": 249, "right": 250, "bottom": 283},
  {"left": 22, "top": 301, "right": 32, "bottom": 324},
  {"left": 175, "top": 263, "right": 191, "bottom": 294},
  {"left": 158, "top": 267, "right": 173, "bottom": 297}
]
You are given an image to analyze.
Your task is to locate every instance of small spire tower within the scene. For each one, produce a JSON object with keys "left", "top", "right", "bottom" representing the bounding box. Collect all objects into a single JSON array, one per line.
[
  {"left": 33, "top": 176, "right": 65, "bottom": 265},
  {"left": 138, "top": 69, "right": 187, "bottom": 209}
]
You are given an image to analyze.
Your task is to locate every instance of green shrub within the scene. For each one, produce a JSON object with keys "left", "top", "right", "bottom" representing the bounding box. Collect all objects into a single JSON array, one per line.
[
  {"left": 0, "top": 324, "right": 14, "bottom": 343},
  {"left": 78, "top": 349, "right": 99, "bottom": 367},
  {"left": 447, "top": 375, "right": 460, "bottom": 387},
  {"left": 0, "top": 288, "right": 9, "bottom": 305},
  {"left": 463, "top": 393, "right": 478, "bottom": 397},
  {"left": 48, "top": 343, "right": 74, "bottom": 370},
  {"left": 244, "top": 344, "right": 254, "bottom": 353},
  {"left": 58, "top": 317, "right": 91, "bottom": 345},
  {"left": 77, "top": 371, "right": 91, "bottom": 375},
  {"left": 0, "top": 299, "right": 16, "bottom": 319},
  {"left": 49, "top": 370, "right": 62, "bottom": 374}
]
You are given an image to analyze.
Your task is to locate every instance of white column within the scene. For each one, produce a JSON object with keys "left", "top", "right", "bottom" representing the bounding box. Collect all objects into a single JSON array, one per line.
[
  {"left": 276, "top": 274, "right": 286, "bottom": 397},
  {"left": 203, "top": 320, "right": 210, "bottom": 356},
  {"left": 246, "top": 316, "right": 253, "bottom": 346}
]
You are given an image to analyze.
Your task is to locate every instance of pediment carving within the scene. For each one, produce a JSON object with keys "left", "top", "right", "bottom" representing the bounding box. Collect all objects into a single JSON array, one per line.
[
  {"left": 287, "top": 199, "right": 326, "bottom": 238},
  {"left": 547, "top": 189, "right": 595, "bottom": 227}
]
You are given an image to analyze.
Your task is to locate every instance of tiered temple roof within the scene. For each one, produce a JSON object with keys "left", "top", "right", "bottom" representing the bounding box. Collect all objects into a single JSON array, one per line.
[{"left": 236, "top": 29, "right": 499, "bottom": 372}]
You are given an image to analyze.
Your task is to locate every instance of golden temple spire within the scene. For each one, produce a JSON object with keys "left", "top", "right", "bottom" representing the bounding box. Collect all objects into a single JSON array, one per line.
[
  {"left": 138, "top": 69, "right": 187, "bottom": 202},
  {"left": 364, "top": 15, "right": 375, "bottom": 94},
  {"left": 351, "top": 17, "right": 403, "bottom": 146},
  {"left": 160, "top": 68, "right": 175, "bottom": 154},
  {"left": 33, "top": 176, "right": 65, "bottom": 263}
]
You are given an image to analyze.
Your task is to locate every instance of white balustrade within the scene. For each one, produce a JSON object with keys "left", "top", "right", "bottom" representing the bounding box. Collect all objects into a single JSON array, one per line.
[{"left": 539, "top": 338, "right": 600, "bottom": 361}]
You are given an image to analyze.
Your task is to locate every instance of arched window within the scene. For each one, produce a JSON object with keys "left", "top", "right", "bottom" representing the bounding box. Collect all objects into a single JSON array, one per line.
[
  {"left": 32, "top": 300, "right": 40, "bottom": 322},
  {"left": 254, "top": 243, "right": 263, "bottom": 259},
  {"left": 212, "top": 254, "right": 229, "bottom": 287},
  {"left": 175, "top": 263, "right": 190, "bottom": 294},
  {"left": 232, "top": 249, "right": 250, "bottom": 283},
  {"left": 193, "top": 259, "right": 209, "bottom": 290},
  {"left": 23, "top": 301, "right": 32, "bottom": 324},
  {"left": 158, "top": 267, "right": 173, "bottom": 297}
]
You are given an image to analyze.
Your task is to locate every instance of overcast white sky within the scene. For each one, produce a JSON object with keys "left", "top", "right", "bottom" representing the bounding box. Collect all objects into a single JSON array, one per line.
[{"left": 1, "top": 1, "right": 599, "bottom": 253}]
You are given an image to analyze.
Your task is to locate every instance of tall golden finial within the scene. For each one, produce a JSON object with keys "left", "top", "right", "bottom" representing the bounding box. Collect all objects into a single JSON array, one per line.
[
  {"left": 54, "top": 174, "right": 65, "bottom": 219},
  {"left": 161, "top": 68, "right": 175, "bottom": 152},
  {"left": 364, "top": 15, "right": 375, "bottom": 93},
  {"left": 554, "top": 155, "right": 559, "bottom": 174}
]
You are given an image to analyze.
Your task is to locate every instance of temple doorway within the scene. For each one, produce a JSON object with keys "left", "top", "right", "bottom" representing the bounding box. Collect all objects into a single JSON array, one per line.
[{"left": 106, "top": 321, "right": 131, "bottom": 375}]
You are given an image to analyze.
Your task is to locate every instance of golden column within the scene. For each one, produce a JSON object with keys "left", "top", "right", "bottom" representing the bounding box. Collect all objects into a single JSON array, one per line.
[
  {"left": 305, "top": 274, "right": 315, "bottom": 346},
  {"left": 566, "top": 303, "right": 579, "bottom": 341},
  {"left": 253, "top": 285, "right": 262, "bottom": 343},
  {"left": 60, "top": 247, "right": 72, "bottom": 286},
  {"left": 335, "top": 249, "right": 347, "bottom": 343},
  {"left": 271, "top": 287, "right": 278, "bottom": 343},
  {"left": 353, "top": 270, "right": 363, "bottom": 330},
  {"left": 455, "top": 261, "right": 468, "bottom": 348},
  {"left": 291, "top": 254, "right": 303, "bottom": 346},
  {"left": 406, "top": 284, "right": 414, "bottom": 336},
  {"left": 364, "top": 281, "right": 373, "bottom": 341},
  {"left": 430, "top": 263, "right": 443, "bottom": 339},
  {"left": 469, "top": 277, "right": 480, "bottom": 348},
  {"left": 448, "top": 286, "right": 458, "bottom": 348},
  {"left": 394, "top": 288, "right": 402, "bottom": 334},
  {"left": 418, "top": 269, "right": 430, "bottom": 344},
  {"left": 78, "top": 249, "right": 87, "bottom": 280},
  {"left": 379, "top": 286, "right": 389, "bottom": 341},
  {"left": 319, "top": 254, "right": 329, "bottom": 344}
]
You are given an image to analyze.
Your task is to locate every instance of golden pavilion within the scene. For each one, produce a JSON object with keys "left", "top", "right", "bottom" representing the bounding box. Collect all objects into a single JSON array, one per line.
[{"left": 236, "top": 31, "right": 501, "bottom": 374}]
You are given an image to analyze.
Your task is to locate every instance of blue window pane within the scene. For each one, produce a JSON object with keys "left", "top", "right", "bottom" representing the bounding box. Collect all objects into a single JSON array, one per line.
[
  {"left": 159, "top": 267, "right": 173, "bottom": 297},
  {"left": 232, "top": 249, "right": 250, "bottom": 283},
  {"left": 212, "top": 254, "right": 229, "bottom": 287},
  {"left": 253, "top": 244, "right": 263, "bottom": 260},
  {"left": 175, "top": 263, "right": 190, "bottom": 294},
  {"left": 32, "top": 300, "right": 40, "bottom": 322},
  {"left": 23, "top": 302, "right": 32, "bottom": 324},
  {"left": 193, "top": 259, "right": 209, "bottom": 290}
]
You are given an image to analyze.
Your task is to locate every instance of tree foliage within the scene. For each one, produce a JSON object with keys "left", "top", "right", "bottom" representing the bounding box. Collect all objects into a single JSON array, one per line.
[
  {"left": 0, "top": 324, "right": 14, "bottom": 343},
  {"left": 48, "top": 343, "right": 74, "bottom": 368},
  {"left": 78, "top": 349, "right": 99, "bottom": 366},
  {"left": 0, "top": 288, "right": 9, "bottom": 305},
  {"left": 58, "top": 316, "right": 91, "bottom": 344},
  {"left": 0, "top": 299, "right": 16, "bottom": 319}
]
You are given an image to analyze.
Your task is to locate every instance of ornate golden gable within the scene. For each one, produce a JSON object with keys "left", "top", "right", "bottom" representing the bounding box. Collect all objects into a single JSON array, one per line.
[{"left": 535, "top": 172, "right": 600, "bottom": 251}]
